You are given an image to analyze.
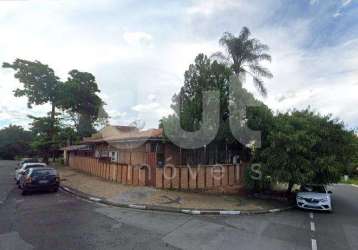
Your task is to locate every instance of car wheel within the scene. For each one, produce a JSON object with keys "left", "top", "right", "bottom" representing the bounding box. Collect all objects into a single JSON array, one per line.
[
  {"left": 21, "top": 189, "right": 28, "bottom": 196},
  {"left": 52, "top": 187, "right": 59, "bottom": 193}
]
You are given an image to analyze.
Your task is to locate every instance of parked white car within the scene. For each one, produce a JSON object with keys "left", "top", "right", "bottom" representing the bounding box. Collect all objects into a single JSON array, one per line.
[
  {"left": 296, "top": 184, "right": 332, "bottom": 211},
  {"left": 15, "top": 162, "right": 47, "bottom": 184}
]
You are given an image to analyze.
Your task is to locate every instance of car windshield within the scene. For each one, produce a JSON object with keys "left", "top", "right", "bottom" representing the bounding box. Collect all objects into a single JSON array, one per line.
[
  {"left": 31, "top": 169, "right": 57, "bottom": 177},
  {"left": 22, "top": 159, "right": 39, "bottom": 164},
  {"left": 24, "top": 164, "right": 45, "bottom": 170},
  {"left": 301, "top": 185, "right": 326, "bottom": 193}
]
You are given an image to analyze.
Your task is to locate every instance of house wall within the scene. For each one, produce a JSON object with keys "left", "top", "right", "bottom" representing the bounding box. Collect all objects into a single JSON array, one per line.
[
  {"left": 163, "top": 143, "right": 181, "bottom": 165},
  {"left": 93, "top": 142, "right": 148, "bottom": 165}
]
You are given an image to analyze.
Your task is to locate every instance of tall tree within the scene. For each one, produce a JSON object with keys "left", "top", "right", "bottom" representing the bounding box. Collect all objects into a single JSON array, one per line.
[
  {"left": 3, "top": 59, "right": 108, "bottom": 160},
  {"left": 213, "top": 27, "right": 273, "bottom": 96},
  {"left": 3, "top": 59, "right": 62, "bottom": 162},
  {"left": 58, "top": 70, "right": 108, "bottom": 138},
  {"left": 161, "top": 54, "right": 267, "bottom": 162}
]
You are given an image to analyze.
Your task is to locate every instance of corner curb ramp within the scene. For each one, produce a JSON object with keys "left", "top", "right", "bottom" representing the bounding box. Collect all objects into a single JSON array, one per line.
[{"left": 59, "top": 185, "right": 294, "bottom": 216}]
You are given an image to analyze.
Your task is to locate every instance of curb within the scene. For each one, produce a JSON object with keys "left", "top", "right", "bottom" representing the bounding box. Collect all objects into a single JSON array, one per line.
[
  {"left": 336, "top": 183, "right": 358, "bottom": 188},
  {"left": 59, "top": 185, "right": 294, "bottom": 216}
]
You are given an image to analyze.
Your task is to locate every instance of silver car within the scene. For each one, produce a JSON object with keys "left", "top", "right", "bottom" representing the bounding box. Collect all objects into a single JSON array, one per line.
[{"left": 296, "top": 184, "right": 332, "bottom": 211}]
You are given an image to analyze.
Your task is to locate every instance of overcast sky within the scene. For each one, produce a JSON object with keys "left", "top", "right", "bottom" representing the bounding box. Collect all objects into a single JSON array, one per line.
[{"left": 0, "top": 0, "right": 357, "bottom": 130}]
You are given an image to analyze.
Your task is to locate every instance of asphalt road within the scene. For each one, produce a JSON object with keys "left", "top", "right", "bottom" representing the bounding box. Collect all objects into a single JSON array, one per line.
[{"left": 0, "top": 160, "right": 357, "bottom": 250}]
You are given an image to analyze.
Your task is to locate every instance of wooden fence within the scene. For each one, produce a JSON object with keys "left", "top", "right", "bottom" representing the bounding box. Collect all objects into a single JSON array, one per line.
[
  {"left": 155, "top": 164, "right": 244, "bottom": 193},
  {"left": 68, "top": 155, "right": 245, "bottom": 193},
  {"left": 69, "top": 156, "right": 148, "bottom": 186}
]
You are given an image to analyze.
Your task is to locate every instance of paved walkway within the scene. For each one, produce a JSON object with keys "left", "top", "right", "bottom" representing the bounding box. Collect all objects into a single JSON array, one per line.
[{"left": 57, "top": 166, "right": 287, "bottom": 211}]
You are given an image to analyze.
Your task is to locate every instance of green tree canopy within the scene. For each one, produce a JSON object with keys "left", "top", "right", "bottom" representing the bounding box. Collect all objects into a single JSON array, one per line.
[
  {"left": 161, "top": 53, "right": 268, "bottom": 161},
  {"left": 2, "top": 59, "right": 108, "bottom": 161},
  {"left": 255, "top": 109, "right": 356, "bottom": 192},
  {"left": 58, "top": 69, "right": 108, "bottom": 138},
  {"left": 2, "top": 59, "right": 61, "bottom": 108},
  {"left": 0, "top": 125, "right": 33, "bottom": 160}
]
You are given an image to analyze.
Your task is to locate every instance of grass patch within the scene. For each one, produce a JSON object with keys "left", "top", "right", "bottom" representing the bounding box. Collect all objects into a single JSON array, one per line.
[{"left": 340, "top": 177, "right": 358, "bottom": 185}]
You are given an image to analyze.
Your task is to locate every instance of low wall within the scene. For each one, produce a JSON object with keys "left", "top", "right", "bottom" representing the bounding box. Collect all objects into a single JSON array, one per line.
[{"left": 68, "top": 155, "right": 245, "bottom": 194}]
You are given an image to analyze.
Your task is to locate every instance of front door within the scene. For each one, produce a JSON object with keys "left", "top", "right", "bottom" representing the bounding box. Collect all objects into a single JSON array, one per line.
[{"left": 146, "top": 152, "right": 157, "bottom": 186}]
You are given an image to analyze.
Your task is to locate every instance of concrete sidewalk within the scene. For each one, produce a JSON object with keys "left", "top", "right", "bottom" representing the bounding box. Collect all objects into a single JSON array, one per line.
[{"left": 57, "top": 166, "right": 290, "bottom": 211}]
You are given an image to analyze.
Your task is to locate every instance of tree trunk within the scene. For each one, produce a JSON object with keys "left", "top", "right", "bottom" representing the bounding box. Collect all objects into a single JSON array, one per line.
[
  {"left": 43, "top": 154, "right": 49, "bottom": 164},
  {"left": 287, "top": 181, "right": 294, "bottom": 195},
  {"left": 50, "top": 103, "right": 56, "bottom": 130},
  {"left": 47, "top": 102, "right": 56, "bottom": 164}
]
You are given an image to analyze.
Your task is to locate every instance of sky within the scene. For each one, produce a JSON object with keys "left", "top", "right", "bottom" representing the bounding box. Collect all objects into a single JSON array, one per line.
[{"left": 0, "top": 0, "right": 357, "bottom": 130}]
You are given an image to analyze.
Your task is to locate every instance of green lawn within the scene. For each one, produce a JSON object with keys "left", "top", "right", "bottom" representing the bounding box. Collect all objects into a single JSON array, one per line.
[{"left": 340, "top": 177, "right": 358, "bottom": 185}]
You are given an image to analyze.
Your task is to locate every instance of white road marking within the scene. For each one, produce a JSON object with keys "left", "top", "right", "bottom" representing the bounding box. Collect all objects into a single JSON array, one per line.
[
  {"left": 269, "top": 208, "right": 281, "bottom": 212},
  {"left": 311, "top": 239, "right": 317, "bottom": 250},
  {"left": 310, "top": 221, "right": 315, "bottom": 232},
  {"left": 89, "top": 197, "right": 101, "bottom": 202},
  {"left": 219, "top": 211, "right": 241, "bottom": 215},
  {"left": 310, "top": 212, "right": 314, "bottom": 219},
  {"left": 128, "top": 204, "right": 146, "bottom": 209},
  {"left": 352, "top": 184, "right": 358, "bottom": 188}
]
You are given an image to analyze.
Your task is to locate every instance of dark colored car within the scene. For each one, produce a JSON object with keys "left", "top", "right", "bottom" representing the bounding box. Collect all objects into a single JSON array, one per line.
[{"left": 19, "top": 167, "right": 60, "bottom": 195}]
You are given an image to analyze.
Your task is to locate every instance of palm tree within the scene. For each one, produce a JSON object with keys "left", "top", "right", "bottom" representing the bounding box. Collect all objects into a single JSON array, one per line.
[{"left": 212, "top": 27, "right": 273, "bottom": 96}]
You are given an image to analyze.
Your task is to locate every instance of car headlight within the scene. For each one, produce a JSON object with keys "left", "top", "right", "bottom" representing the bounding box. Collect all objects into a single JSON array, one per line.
[{"left": 319, "top": 198, "right": 328, "bottom": 202}]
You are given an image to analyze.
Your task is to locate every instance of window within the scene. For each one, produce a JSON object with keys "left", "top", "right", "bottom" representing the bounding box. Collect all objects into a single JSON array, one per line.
[
  {"left": 301, "top": 185, "right": 326, "bottom": 193},
  {"left": 24, "top": 164, "right": 45, "bottom": 170},
  {"left": 95, "top": 150, "right": 109, "bottom": 158},
  {"left": 31, "top": 169, "right": 57, "bottom": 177},
  {"left": 109, "top": 151, "right": 118, "bottom": 162},
  {"left": 149, "top": 143, "right": 163, "bottom": 153}
]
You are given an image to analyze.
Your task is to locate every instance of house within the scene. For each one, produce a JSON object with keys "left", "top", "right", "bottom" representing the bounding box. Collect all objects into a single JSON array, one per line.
[{"left": 63, "top": 125, "right": 248, "bottom": 193}]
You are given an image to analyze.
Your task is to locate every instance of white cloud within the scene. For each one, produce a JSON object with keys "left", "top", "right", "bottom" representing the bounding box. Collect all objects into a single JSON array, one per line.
[
  {"left": 341, "top": 0, "right": 352, "bottom": 7},
  {"left": 186, "top": 0, "right": 242, "bottom": 15},
  {"left": 0, "top": 0, "right": 357, "bottom": 131},
  {"left": 333, "top": 11, "right": 342, "bottom": 18},
  {"left": 123, "top": 32, "right": 153, "bottom": 47},
  {"left": 309, "top": 0, "right": 319, "bottom": 5},
  {"left": 257, "top": 36, "right": 358, "bottom": 128}
]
